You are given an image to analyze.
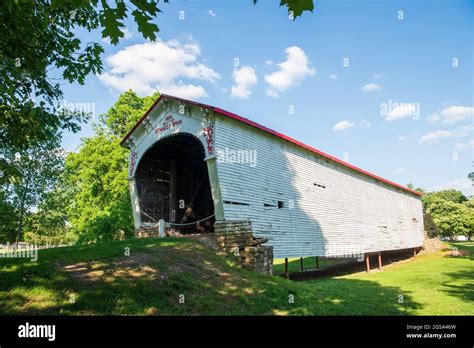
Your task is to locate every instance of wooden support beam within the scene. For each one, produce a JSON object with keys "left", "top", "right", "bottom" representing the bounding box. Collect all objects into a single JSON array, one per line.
[
  {"left": 169, "top": 160, "right": 176, "bottom": 222},
  {"left": 378, "top": 252, "right": 382, "bottom": 270},
  {"left": 365, "top": 254, "right": 370, "bottom": 273},
  {"left": 413, "top": 247, "right": 417, "bottom": 257},
  {"left": 284, "top": 258, "right": 289, "bottom": 279},
  {"left": 300, "top": 257, "right": 304, "bottom": 271},
  {"left": 316, "top": 256, "right": 319, "bottom": 269}
]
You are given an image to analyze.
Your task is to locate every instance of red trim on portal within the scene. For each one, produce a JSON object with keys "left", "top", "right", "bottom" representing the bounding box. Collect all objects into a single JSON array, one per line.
[{"left": 121, "top": 94, "right": 422, "bottom": 197}]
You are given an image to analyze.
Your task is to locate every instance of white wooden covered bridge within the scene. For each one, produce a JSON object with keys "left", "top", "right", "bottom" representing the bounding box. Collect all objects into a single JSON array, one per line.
[{"left": 121, "top": 94, "right": 424, "bottom": 262}]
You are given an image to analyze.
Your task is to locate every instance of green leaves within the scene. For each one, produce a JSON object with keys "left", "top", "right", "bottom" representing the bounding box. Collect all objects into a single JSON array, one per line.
[
  {"left": 129, "top": 0, "right": 163, "bottom": 42},
  {"left": 423, "top": 190, "right": 473, "bottom": 239},
  {"left": 253, "top": 0, "right": 315, "bottom": 19},
  {"left": 131, "top": 9, "right": 160, "bottom": 42},
  {"left": 280, "top": 0, "right": 314, "bottom": 19},
  {"left": 99, "top": 0, "right": 162, "bottom": 45},
  {"left": 60, "top": 90, "right": 161, "bottom": 244},
  {"left": 64, "top": 133, "right": 134, "bottom": 243},
  {"left": 0, "top": 0, "right": 166, "bottom": 186},
  {"left": 100, "top": 0, "right": 127, "bottom": 45},
  {"left": 100, "top": 90, "right": 160, "bottom": 138}
]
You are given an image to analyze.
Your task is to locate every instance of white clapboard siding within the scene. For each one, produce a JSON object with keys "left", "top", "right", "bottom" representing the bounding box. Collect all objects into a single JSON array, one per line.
[
  {"left": 214, "top": 116, "right": 424, "bottom": 259},
  {"left": 124, "top": 96, "right": 424, "bottom": 260}
]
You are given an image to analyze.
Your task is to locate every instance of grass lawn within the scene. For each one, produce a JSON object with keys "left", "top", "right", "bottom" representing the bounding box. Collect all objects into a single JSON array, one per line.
[
  {"left": 273, "top": 256, "right": 348, "bottom": 274},
  {"left": 0, "top": 239, "right": 472, "bottom": 315}
]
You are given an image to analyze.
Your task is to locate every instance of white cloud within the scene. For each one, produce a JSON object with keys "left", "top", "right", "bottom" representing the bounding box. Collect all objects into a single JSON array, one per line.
[
  {"left": 360, "top": 120, "right": 371, "bottom": 127},
  {"left": 332, "top": 119, "right": 369, "bottom": 131},
  {"left": 329, "top": 74, "right": 338, "bottom": 80},
  {"left": 427, "top": 106, "right": 474, "bottom": 124},
  {"left": 385, "top": 104, "right": 419, "bottom": 121},
  {"left": 361, "top": 83, "right": 382, "bottom": 92},
  {"left": 419, "top": 125, "right": 473, "bottom": 144},
  {"left": 455, "top": 139, "right": 474, "bottom": 150},
  {"left": 102, "top": 28, "right": 133, "bottom": 44},
  {"left": 397, "top": 132, "right": 419, "bottom": 141},
  {"left": 122, "top": 28, "right": 133, "bottom": 39},
  {"left": 264, "top": 46, "right": 315, "bottom": 97},
  {"left": 98, "top": 38, "right": 220, "bottom": 98},
  {"left": 231, "top": 66, "right": 257, "bottom": 99},
  {"left": 266, "top": 89, "right": 279, "bottom": 98},
  {"left": 207, "top": 10, "right": 216, "bottom": 17},
  {"left": 419, "top": 130, "right": 453, "bottom": 144},
  {"left": 426, "top": 113, "right": 440, "bottom": 123},
  {"left": 333, "top": 120, "right": 355, "bottom": 131},
  {"left": 265, "top": 60, "right": 273, "bottom": 65},
  {"left": 374, "top": 73, "right": 382, "bottom": 79},
  {"left": 428, "top": 178, "right": 473, "bottom": 197}
]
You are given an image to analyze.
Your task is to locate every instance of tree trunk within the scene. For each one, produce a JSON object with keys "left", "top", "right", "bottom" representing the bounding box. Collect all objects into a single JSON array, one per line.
[
  {"left": 14, "top": 209, "right": 24, "bottom": 247},
  {"left": 14, "top": 185, "right": 29, "bottom": 247}
]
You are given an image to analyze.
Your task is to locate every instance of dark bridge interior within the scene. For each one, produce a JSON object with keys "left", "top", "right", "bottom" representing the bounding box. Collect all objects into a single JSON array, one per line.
[{"left": 135, "top": 133, "right": 214, "bottom": 233}]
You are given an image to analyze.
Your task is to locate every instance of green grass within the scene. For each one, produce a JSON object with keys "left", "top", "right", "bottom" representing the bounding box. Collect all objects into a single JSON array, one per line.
[
  {"left": 273, "top": 256, "right": 345, "bottom": 274},
  {"left": 0, "top": 239, "right": 472, "bottom": 315}
]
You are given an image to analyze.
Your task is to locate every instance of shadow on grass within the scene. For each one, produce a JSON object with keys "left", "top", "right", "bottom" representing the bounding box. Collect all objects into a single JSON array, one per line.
[
  {"left": 0, "top": 240, "right": 422, "bottom": 316},
  {"left": 441, "top": 269, "right": 474, "bottom": 303},
  {"left": 441, "top": 243, "right": 473, "bottom": 303},
  {"left": 286, "top": 249, "right": 421, "bottom": 281}
]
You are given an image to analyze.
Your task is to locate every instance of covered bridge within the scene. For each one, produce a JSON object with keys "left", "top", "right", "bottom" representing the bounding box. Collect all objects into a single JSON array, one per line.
[{"left": 121, "top": 94, "right": 424, "bottom": 260}]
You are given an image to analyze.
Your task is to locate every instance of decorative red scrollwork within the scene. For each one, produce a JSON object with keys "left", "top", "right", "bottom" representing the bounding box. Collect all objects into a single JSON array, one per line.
[
  {"left": 202, "top": 124, "right": 214, "bottom": 155},
  {"left": 129, "top": 151, "right": 138, "bottom": 176}
]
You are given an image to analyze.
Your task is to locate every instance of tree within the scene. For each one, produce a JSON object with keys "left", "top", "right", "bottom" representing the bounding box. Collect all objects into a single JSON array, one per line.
[
  {"left": 422, "top": 189, "right": 473, "bottom": 240},
  {"left": 64, "top": 89, "right": 160, "bottom": 243},
  {"left": 423, "top": 211, "right": 437, "bottom": 238},
  {"left": 64, "top": 130, "right": 133, "bottom": 243},
  {"left": 426, "top": 197, "right": 472, "bottom": 239},
  {"left": 23, "top": 186, "right": 75, "bottom": 246},
  {"left": 0, "top": 0, "right": 164, "bottom": 184},
  {"left": 63, "top": 90, "right": 161, "bottom": 243},
  {"left": 4, "top": 146, "right": 65, "bottom": 245},
  {"left": 0, "top": 191, "right": 17, "bottom": 244},
  {"left": 423, "top": 189, "right": 468, "bottom": 206},
  {"left": 462, "top": 198, "right": 474, "bottom": 240},
  {"left": 254, "top": 0, "right": 314, "bottom": 19},
  {"left": 100, "top": 90, "right": 159, "bottom": 138},
  {"left": 406, "top": 183, "right": 426, "bottom": 194}
]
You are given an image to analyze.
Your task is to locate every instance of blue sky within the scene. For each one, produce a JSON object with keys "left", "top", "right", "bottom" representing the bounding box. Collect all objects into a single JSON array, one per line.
[{"left": 60, "top": 0, "right": 473, "bottom": 195}]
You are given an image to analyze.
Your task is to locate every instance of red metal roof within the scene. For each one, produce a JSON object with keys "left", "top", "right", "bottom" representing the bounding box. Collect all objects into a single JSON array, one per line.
[{"left": 121, "top": 94, "right": 422, "bottom": 197}]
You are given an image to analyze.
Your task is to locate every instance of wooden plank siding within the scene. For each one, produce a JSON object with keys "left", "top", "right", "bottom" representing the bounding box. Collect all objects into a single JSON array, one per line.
[{"left": 214, "top": 115, "right": 424, "bottom": 259}]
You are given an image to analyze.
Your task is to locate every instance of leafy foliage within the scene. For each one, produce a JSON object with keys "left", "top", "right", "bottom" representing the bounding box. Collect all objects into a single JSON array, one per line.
[
  {"left": 422, "top": 189, "right": 468, "bottom": 206},
  {"left": 254, "top": 0, "right": 314, "bottom": 19},
  {"left": 422, "top": 190, "right": 473, "bottom": 240},
  {"left": 0, "top": 191, "right": 17, "bottom": 243},
  {"left": 64, "top": 89, "right": 160, "bottom": 243},
  {"left": 64, "top": 131, "right": 133, "bottom": 244},
  {"left": 2, "top": 146, "right": 65, "bottom": 244},
  {"left": 0, "top": 0, "right": 165, "bottom": 184},
  {"left": 23, "top": 187, "right": 76, "bottom": 246},
  {"left": 100, "top": 90, "right": 160, "bottom": 138}
]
